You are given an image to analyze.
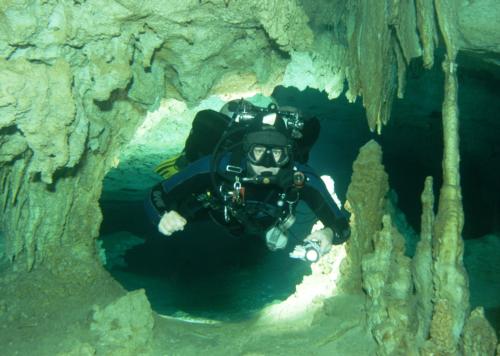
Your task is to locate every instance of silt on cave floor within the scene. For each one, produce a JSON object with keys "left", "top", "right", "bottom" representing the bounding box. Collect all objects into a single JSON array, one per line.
[{"left": 0, "top": 246, "right": 376, "bottom": 356}]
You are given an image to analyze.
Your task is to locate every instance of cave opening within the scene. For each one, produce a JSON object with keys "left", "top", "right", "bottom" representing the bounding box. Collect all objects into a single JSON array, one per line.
[
  {"left": 97, "top": 89, "right": 347, "bottom": 322},
  {"left": 97, "top": 85, "right": 371, "bottom": 322}
]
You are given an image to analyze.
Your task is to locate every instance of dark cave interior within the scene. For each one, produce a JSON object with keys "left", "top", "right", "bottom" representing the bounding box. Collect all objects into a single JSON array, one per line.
[{"left": 99, "top": 60, "right": 500, "bottom": 321}]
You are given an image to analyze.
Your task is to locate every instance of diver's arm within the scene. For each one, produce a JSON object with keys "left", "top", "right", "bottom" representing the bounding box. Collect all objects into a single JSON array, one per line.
[
  {"left": 289, "top": 169, "right": 350, "bottom": 261},
  {"left": 299, "top": 169, "right": 350, "bottom": 245},
  {"left": 145, "top": 156, "right": 213, "bottom": 231}
]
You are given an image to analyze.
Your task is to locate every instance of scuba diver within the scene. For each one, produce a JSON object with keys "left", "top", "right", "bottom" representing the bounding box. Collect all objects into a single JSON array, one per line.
[{"left": 145, "top": 99, "right": 350, "bottom": 262}]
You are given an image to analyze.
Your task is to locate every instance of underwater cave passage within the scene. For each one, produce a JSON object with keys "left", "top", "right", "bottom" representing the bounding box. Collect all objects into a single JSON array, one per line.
[
  {"left": 95, "top": 84, "right": 417, "bottom": 322},
  {"left": 98, "top": 198, "right": 316, "bottom": 322},
  {"left": 97, "top": 73, "right": 500, "bottom": 324},
  {"left": 96, "top": 85, "right": 373, "bottom": 322}
]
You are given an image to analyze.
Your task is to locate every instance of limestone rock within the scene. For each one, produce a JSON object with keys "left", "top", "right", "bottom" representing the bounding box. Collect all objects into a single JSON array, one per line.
[
  {"left": 0, "top": 58, "right": 81, "bottom": 184},
  {"left": 411, "top": 177, "right": 435, "bottom": 340},
  {"left": 345, "top": 0, "right": 422, "bottom": 132},
  {"left": 415, "top": 0, "right": 439, "bottom": 68},
  {"left": 340, "top": 140, "right": 389, "bottom": 292},
  {"left": 393, "top": 0, "right": 423, "bottom": 63},
  {"left": 253, "top": 0, "right": 313, "bottom": 52},
  {"left": 90, "top": 289, "right": 154, "bottom": 355},
  {"left": 282, "top": 33, "right": 346, "bottom": 99},
  {"left": 57, "top": 342, "right": 96, "bottom": 356},
  {"left": 457, "top": 0, "right": 500, "bottom": 55},
  {"left": 461, "top": 307, "right": 498, "bottom": 356},
  {"left": 361, "top": 214, "right": 414, "bottom": 354}
]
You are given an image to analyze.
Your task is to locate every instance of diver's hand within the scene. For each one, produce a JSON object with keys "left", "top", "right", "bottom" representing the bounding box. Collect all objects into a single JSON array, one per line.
[
  {"left": 158, "top": 210, "right": 187, "bottom": 236},
  {"left": 290, "top": 228, "right": 334, "bottom": 262},
  {"left": 305, "top": 227, "right": 334, "bottom": 256}
]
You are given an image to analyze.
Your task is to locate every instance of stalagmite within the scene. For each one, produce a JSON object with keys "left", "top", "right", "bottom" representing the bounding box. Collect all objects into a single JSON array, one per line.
[
  {"left": 412, "top": 176, "right": 435, "bottom": 341},
  {"left": 424, "top": 1, "right": 468, "bottom": 353},
  {"left": 462, "top": 307, "right": 498, "bottom": 355},
  {"left": 340, "top": 140, "right": 389, "bottom": 292},
  {"left": 361, "top": 214, "right": 413, "bottom": 355}
]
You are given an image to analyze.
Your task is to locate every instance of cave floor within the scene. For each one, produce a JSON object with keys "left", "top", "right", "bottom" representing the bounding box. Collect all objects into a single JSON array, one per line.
[
  {"left": 0, "top": 260, "right": 375, "bottom": 355},
  {"left": 151, "top": 298, "right": 375, "bottom": 356}
]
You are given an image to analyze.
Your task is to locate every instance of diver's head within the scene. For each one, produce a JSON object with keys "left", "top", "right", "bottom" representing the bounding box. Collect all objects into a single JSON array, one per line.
[{"left": 243, "top": 124, "right": 291, "bottom": 176}]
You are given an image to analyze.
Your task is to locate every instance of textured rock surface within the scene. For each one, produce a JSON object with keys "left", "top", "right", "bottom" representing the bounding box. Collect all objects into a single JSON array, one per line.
[
  {"left": 344, "top": 0, "right": 423, "bottom": 132},
  {"left": 462, "top": 307, "right": 498, "bottom": 356},
  {"left": 91, "top": 289, "right": 154, "bottom": 355},
  {"left": 361, "top": 214, "right": 414, "bottom": 354},
  {"left": 0, "top": 59, "right": 80, "bottom": 183},
  {"left": 340, "top": 141, "right": 417, "bottom": 353},
  {"left": 338, "top": 140, "right": 497, "bottom": 354},
  {"left": 415, "top": 0, "right": 438, "bottom": 68},
  {"left": 411, "top": 176, "right": 435, "bottom": 340},
  {"left": 340, "top": 140, "right": 389, "bottom": 292},
  {"left": 282, "top": 34, "right": 346, "bottom": 99},
  {"left": 0, "top": 0, "right": 313, "bottom": 271},
  {"left": 457, "top": 0, "right": 500, "bottom": 59}
]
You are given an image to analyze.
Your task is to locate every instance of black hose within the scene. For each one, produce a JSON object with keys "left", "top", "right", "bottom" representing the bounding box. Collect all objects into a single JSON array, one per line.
[{"left": 209, "top": 126, "right": 248, "bottom": 200}]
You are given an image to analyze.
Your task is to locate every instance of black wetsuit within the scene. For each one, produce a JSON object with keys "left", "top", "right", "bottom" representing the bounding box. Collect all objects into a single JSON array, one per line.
[{"left": 145, "top": 153, "right": 349, "bottom": 244}]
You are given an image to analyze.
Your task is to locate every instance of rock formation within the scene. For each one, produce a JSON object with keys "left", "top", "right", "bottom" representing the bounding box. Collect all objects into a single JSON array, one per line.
[{"left": 0, "top": 0, "right": 498, "bottom": 354}]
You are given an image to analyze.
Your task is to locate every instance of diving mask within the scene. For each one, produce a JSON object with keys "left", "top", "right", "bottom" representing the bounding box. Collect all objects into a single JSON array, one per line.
[
  {"left": 243, "top": 129, "right": 290, "bottom": 168},
  {"left": 247, "top": 144, "right": 289, "bottom": 168}
]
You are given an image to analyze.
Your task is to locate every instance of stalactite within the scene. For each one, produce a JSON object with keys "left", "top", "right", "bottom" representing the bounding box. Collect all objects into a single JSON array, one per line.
[
  {"left": 345, "top": 0, "right": 423, "bottom": 133},
  {"left": 415, "top": 0, "right": 438, "bottom": 68},
  {"left": 345, "top": 0, "right": 397, "bottom": 133},
  {"left": 392, "top": 0, "right": 422, "bottom": 64},
  {"left": 393, "top": 35, "right": 408, "bottom": 99}
]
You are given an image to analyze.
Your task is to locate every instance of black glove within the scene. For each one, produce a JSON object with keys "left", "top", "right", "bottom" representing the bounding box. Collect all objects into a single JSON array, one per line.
[{"left": 333, "top": 216, "right": 350, "bottom": 244}]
